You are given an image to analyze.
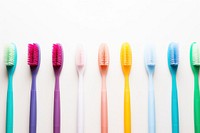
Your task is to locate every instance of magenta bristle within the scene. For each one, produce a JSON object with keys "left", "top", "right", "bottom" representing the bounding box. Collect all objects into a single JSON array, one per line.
[
  {"left": 28, "top": 44, "right": 39, "bottom": 66},
  {"left": 52, "top": 44, "right": 63, "bottom": 66}
]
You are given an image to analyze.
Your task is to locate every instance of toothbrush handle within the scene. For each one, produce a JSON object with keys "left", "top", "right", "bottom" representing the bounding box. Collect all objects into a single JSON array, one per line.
[
  {"left": 6, "top": 79, "right": 13, "bottom": 133},
  {"left": 78, "top": 76, "right": 84, "bottom": 133},
  {"left": 101, "top": 79, "right": 108, "bottom": 133},
  {"left": 194, "top": 75, "right": 200, "bottom": 133},
  {"left": 29, "top": 77, "right": 37, "bottom": 133},
  {"left": 54, "top": 81, "right": 60, "bottom": 133},
  {"left": 148, "top": 76, "right": 155, "bottom": 133},
  {"left": 124, "top": 78, "right": 131, "bottom": 133},
  {"left": 172, "top": 77, "right": 179, "bottom": 133}
]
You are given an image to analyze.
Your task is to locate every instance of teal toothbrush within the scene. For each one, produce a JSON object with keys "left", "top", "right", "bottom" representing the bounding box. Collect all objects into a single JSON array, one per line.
[
  {"left": 190, "top": 42, "right": 200, "bottom": 133},
  {"left": 5, "top": 43, "right": 17, "bottom": 133},
  {"left": 168, "top": 42, "right": 179, "bottom": 133}
]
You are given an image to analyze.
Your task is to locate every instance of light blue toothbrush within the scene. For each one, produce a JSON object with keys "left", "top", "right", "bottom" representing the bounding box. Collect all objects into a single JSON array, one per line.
[
  {"left": 145, "top": 45, "right": 156, "bottom": 133},
  {"left": 5, "top": 43, "right": 17, "bottom": 133},
  {"left": 168, "top": 42, "right": 179, "bottom": 133}
]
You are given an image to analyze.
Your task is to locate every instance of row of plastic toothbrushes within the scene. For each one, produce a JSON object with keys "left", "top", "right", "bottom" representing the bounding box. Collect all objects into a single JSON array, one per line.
[
  {"left": 2, "top": 42, "right": 200, "bottom": 133},
  {"left": 4, "top": 43, "right": 63, "bottom": 133}
]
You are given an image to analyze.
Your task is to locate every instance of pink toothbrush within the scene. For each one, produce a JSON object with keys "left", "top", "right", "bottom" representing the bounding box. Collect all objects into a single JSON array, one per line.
[
  {"left": 98, "top": 43, "right": 110, "bottom": 133},
  {"left": 52, "top": 44, "right": 63, "bottom": 133}
]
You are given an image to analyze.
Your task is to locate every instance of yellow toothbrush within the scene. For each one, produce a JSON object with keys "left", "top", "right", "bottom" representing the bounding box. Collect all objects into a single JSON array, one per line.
[{"left": 120, "top": 42, "right": 132, "bottom": 133}]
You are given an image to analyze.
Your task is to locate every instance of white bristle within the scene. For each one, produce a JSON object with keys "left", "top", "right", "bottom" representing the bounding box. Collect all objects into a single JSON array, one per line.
[{"left": 192, "top": 44, "right": 200, "bottom": 65}]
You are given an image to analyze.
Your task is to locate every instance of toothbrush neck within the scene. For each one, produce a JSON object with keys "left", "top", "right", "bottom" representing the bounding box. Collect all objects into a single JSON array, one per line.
[
  {"left": 102, "top": 75, "right": 106, "bottom": 80},
  {"left": 102, "top": 75, "right": 106, "bottom": 90},
  {"left": 194, "top": 73, "right": 199, "bottom": 82},
  {"left": 32, "top": 73, "right": 37, "bottom": 79},
  {"left": 172, "top": 73, "right": 176, "bottom": 79},
  {"left": 148, "top": 74, "right": 153, "bottom": 83},
  {"left": 125, "top": 76, "right": 129, "bottom": 85},
  {"left": 55, "top": 75, "right": 60, "bottom": 90},
  {"left": 8, "top": 74, "right": 13, "bottom": 83}
]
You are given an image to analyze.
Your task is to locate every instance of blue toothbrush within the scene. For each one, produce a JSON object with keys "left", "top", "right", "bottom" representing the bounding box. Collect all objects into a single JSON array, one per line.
[{"left": 145, "top": 45, "right": 156, "bottom": 133}]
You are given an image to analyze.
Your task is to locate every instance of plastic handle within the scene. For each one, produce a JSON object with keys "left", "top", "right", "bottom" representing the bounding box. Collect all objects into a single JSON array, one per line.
[
  {"left": 6, "top": 76, "right": 13, "bottom": 133},
  {"left": 78, "top": 74, "right": 84, "bottom": 133},
  {"left": 124, "top": 76, "right": 131, "bottom": 133},
  {"left": 54, "top": 76, "right": 60, "bottom": 133},
  {"left": 101, "top": 76, "right": 108, "bottom": 133},
  {"left": 29, "top": 75, "right": 37, "bottom": 133},
  {"left": 194, "top": 74, "right": 200, "bottom": 133},
  {"left": 148, "top": 74, "right": 156, "bottom": 133},
  {"left": 171, "top": 75, "right": 179, "bottom": 133}
]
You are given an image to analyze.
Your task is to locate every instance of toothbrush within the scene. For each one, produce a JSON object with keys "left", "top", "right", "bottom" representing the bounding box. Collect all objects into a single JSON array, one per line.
[
  {"left": 144, "top": 45, "right": 156, "bottom": 133},
  {"left": 76, "top": 45, "right": 86, "bottom": 133},
  {"left": 28, "top": 43, "right": 40, "bottom": 133},
  {"left": 52, "top": 44, "right": 63, "bottom": 133},
  {"left": 190, "top": 42, "right": 200, "bottom": 133},
  {"left": 5, "top": 43, "right": 17, "bottom": 133},
  {"left": 168, "top": 43, "right": 179, "bottom": 133},
  {"left": 120, "top": 42, "right": 132, "bottom": 133},
  {"left": 98, "top": 43, "right": 109, "bottom": 133}
]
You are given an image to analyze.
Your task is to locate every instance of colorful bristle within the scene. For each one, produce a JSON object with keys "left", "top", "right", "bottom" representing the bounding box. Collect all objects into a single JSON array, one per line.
[
  {"left": 121, "top": 42, "right": 132, "bottom": 66},
  {"left": 98, "top": 43, "right": 109, "bottom": 66},
  {"left": 76, "top": 46, "right": 85, "bottom": 68},
  {"left": 52, "top": 44, "right": 63, "bottom": 67},
  {"left": 28, "top": 43, "right": 39, "bottom": 66},
  {"left": 192, "top": 43, "right": 200, "bottom": 66},
  {"left": 5, "top": 44, "right": 16, "bottom": 66},
  {"left": 169, "top": 43, "right": 179, "bottom": 66},
  {"left": 145, "top": 46, "right": 155, "bottom": 66}
]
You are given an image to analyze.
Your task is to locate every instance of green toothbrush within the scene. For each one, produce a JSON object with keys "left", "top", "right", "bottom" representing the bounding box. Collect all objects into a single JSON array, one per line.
[
  {"left": 190, "top": 42, "right": 200, "bottom": 133},
  {"left": 5, "top": 43, "right": 17, "bottom": 133}
]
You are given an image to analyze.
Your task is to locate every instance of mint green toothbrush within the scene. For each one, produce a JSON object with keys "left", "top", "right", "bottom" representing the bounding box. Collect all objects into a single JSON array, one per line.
[
  {"left": 190, "top": 42, "right": 200, "bottom": 133},
  {"left": 5, "top": 43, "right": 17, "bottom": 133},
  {"left": 168, "top": 42, "right": 179, "bottom": 133}
]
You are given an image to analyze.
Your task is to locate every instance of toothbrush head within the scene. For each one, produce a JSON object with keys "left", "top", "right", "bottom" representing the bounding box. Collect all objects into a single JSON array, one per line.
[
  {"left": 98, "top": 43, "right": 109, "bottom": 76},
  {"left": 52, "top": 43, "right": 63, "bottom": 75},
  {"left": 168, "top": 42, "right": 179, "bottom": 73},
  {"left": 28, "top": 43, "right": 40, "bottom": 74},
  {"left": 144, "top": 45, "right": 155, "bottom": 75},
  {"left": 120, "top": 42, "right": 132, "bottom": 76},
  {"left": 190, "top": 42, "right": 200, "bottom": 73},
  {"left": 76, "top": 45, "right": 86, "bottom": 74},
  {"left": 5, "top": 43, "right": 17, "bottom": 74}
]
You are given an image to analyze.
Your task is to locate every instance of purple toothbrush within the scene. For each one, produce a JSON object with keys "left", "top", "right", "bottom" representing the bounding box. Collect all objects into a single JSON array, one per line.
[
  {"left": 52, "top": 44, "right": 63, "bottom": 133},
  {"left": 28, "top": 43, "right": 40, "bottom": 133}
]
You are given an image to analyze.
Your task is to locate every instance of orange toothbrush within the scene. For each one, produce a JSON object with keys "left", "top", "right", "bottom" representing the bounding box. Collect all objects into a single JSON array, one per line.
[{"left": 98, "top": 43, "right": 110, "bottom": 133}]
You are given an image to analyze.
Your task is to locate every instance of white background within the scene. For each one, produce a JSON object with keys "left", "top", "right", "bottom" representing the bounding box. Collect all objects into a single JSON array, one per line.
[{"left": 0, "top": 0, "right": 199, "bottom": 132}]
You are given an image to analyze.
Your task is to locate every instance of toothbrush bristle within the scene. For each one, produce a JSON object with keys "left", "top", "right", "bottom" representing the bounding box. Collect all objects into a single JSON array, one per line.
[
  {"left": 76, "top": 46, "right": 85, "bottom": 68},
  {"left": 169, "top": 43, "right": 179, "bottom": 65},
  {"left": 52, "top": 43, "right": 63, "bottom": 66},
  {"left": 98, "top": 43, "right": 109, "bottom": 66},
  {"left": 120, "top": 42, "right": 132, "bottom": 66},
  {"left": 192, "top": 43, "right": 200, "bottom": 66},
  {"left": 28, "top": 43, "right": 39, "bottom": 66},
  {"left": 5, "top": 44, "right": 16, "bottom": 66},
  {"left": 145, "top": 46, "right": 155, "bottom": 66}
]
